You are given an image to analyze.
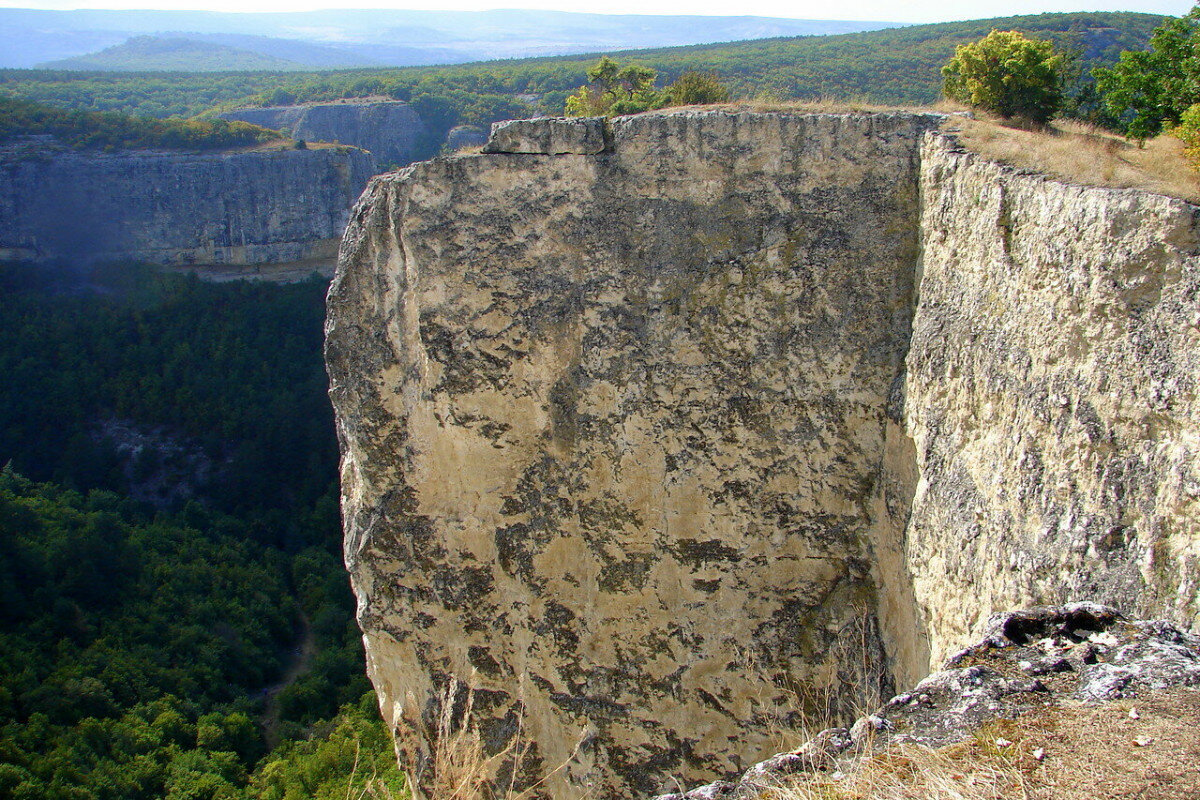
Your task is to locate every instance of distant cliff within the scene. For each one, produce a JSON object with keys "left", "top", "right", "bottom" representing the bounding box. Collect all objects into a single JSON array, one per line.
[
  {"left": 221, "top": 101, "right": 432, "bottom": 167},
  {"left": 0, "top": 140, "right": 374, "bottom": 270},
  {"left": 326, "top": 112, "right": 1200, "bottom": 798}
]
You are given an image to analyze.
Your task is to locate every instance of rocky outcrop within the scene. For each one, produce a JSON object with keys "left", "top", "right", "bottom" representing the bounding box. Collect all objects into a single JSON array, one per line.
[
  {"left": 0, "top": 139, "right": 374, "bottom": 269},
  {"left": 324, "top": 111, "right": 1200, "bottom": 798},
  {"left": 655, "top": 603, "right": 1200, "bottom": 800},
  {"left": 221, "top": 101, "right": 431, "bottom": 167}
]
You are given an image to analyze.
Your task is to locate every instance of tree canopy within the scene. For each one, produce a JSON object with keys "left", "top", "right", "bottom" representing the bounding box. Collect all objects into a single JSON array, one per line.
[
  {"left": 942, "top": 29, "right": 1066, "bottom": 124},
  {"left": 564, "top": 57, "right": 730, "bottom": 116},
  {"left": 1095, "top": 5, "right": 1200, "bottom": 140}
]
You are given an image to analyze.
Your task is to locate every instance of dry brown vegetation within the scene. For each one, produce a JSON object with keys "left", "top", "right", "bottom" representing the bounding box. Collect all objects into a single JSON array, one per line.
[
  {"left": 942, "top": 109, "right": 1200, "bottom": 204},
  {"left": 649, "top": 102, "right": 1200, "bottom": 204},
  {"left": 771, "top": 688, "right": 1200, "bottom": 800}
]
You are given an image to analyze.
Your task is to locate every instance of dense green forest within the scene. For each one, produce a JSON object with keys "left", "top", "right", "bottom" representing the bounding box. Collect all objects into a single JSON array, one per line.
[
  {"left": 0, "top": 12, "right": 1163, "bottom": 125},
  {"left": 0, "top": 95, "right": 280, "bottom": 151},
  {"left": 0, "top": 264, "right": 405, "bottom": 799}
]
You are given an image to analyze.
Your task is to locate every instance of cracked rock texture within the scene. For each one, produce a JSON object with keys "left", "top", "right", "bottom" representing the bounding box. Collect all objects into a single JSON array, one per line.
[
  {"left": 325, "top": 112, "right": 1200, "bottom": 798},
  {"left": 910, "top": 135, "right": 1200, "bottom": 666},
  {"left": 0, "top": 140, "right": 374, "bottom": 267}
]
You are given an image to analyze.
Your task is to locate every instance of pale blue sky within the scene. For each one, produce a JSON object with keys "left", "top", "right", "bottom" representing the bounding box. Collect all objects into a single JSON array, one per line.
[{"left": 0, "top": 1, "right": 1191, "bottom": 24}]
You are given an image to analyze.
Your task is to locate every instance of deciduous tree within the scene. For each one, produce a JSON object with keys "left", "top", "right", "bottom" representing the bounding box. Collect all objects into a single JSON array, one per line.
[{"left": 942, "top": 29, "right": 1065, "bottom": 125}]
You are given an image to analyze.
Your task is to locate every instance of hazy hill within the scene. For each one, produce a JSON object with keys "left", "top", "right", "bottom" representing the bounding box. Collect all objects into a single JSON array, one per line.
[
  {"left": 38, "top": 36, "right": 320, "bottom": 73},
  {"left": 0, "top": 7, "right": 901, "bottom": 70}
]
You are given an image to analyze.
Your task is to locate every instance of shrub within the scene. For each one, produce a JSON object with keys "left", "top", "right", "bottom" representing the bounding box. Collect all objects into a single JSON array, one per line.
[
  {"left": 942, "top": 30, "right": 1066, "bottom": 125},
  {"left": 1172, "top": 103, "right": 1200, "bottom": 168},
  {"left": 667, "top": 71, "right": 731, "bottom": 106}
]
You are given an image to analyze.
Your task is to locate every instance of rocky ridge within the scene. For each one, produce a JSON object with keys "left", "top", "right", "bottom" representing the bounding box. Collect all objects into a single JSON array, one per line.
[{"left": 325, "top": 111, "right": 1200, "bottom": 798}]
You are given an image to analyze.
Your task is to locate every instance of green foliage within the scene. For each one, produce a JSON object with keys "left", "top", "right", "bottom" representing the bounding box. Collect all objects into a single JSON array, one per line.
[
  {"left": 248, "top": 694, "right": 407, "bottom": 800},
  {"left": 0, "top": 94, "right": 280, "bottom": 151},
  {"left": 565, "top": 56, "right": 666, "bottom": 116},
  {"left": 0, "top": 471, "right": 290, "bottom": 799},
  {"left": 0, "top": 265, "right": 337, "bottom": 543},
  {"left": 565, "top": 57, "right": 732, "bottom": 116},
  {"left": 666, "top": 71, "right": 731, "bottom": 106},
  {"left": 0, "top": 12, "right": 1159, "bottom": 125},
  {"left": 1095, "top": 6, "right": 1200, "bottom": 140},
  {"left": 942, "top": 30, "right": 1066, "bottom": 123},
  {"left": 0, "top": 265, "right": 373, "bottom": 799},
  {"left": 1172, "top": 103, "right": 1200, "bottom": 168}
]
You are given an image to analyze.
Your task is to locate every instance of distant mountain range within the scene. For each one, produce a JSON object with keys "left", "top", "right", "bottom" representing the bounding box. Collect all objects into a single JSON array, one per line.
[{"left": 1, "top": 8, "right": 903, "bottom": 71}]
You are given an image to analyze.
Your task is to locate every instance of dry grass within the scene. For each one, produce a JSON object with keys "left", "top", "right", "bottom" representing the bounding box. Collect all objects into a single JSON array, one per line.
[
  {"left": 769, "top": 738, "right": 1029, "bottom": 800},
  {"left": 400, "top": 677, "right": 587, "bottom": 800},
  {"left": 771, "top": 688, "right": 1200, "bottom": 800},
  {"left": 942, "top": 109, "right": 1200, "bottom": 203}
]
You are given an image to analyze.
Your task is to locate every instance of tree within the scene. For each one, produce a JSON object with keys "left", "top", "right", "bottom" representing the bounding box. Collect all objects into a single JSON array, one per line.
[
  {"left": 942, "top": 29, "right": 1066, "bottom": 125},
  {"left": 565, "top": 57, "right": 665, "bottom": 116},
  {"left": 1095, "top": 6, "right": 1200, "bottom": 141}
]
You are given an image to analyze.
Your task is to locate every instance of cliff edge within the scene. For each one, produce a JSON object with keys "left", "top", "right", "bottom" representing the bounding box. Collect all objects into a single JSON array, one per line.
[{"left": 325, "top": 111, "right": 1200, "bottom": 798}]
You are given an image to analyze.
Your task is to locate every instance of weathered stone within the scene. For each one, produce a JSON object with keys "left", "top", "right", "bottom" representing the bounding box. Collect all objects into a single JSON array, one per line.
[
  {"left": 684, "top": 604, "right": 1200, "bottom": 798},
  {"left": 909, "top": 137, "right": 1200, "bottom": 666},
  {"left": 445, "top": 125, "right": 488, "bottom": 151},
  {"left": 325, "top": 112, "right": 1200, "bottom": 799},
  {"left": 482, "top": 117, "right": 608, "bottom": 154},
  {"left": 328, "top": 110, "right": 941, "bottom": 798}
]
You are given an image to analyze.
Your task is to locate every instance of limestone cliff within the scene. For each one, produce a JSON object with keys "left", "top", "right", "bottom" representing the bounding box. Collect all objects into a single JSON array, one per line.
[
  {"left": 221, "top": 101, "right": 432, "bottom": 167},
  {"left": 0, "top": 139, "right": 374, "bottom": 269},
  {"left": 325, "top": 112, "right": 1200, "bottom": 798},
  {"left": 908, "top": 134, "right": 1200, "bottom": 667}
]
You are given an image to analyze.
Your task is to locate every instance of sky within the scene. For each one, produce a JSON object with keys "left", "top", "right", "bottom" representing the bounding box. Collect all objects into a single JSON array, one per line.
[{"left": 0, "top": 0, "right": 1191, "bottom": 24}]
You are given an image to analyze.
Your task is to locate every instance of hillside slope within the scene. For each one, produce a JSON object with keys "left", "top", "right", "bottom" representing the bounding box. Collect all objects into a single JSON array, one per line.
[
  {"left": 0, "top": 11, "right": 1163, "bottom": 119},
  {"left": 38, "top": 36, "right": 312, "bottom": 73}
]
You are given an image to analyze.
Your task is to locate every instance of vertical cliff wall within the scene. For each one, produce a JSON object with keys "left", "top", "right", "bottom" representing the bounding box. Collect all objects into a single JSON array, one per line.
[
  {"left": 326, "top": 112, "right": 941, "bottom": 797},
  {"left": 0, "top": 141, "right": 374, "bottom": 268},
  {"left": 325, "top": 112, "right": 1200, "bottom": 799},
  {"left": 907, "top": 135, "right": 1200, "bottom": 665},
  {"left": 221, "top": 101, "right": 431, "bottom": 167}
]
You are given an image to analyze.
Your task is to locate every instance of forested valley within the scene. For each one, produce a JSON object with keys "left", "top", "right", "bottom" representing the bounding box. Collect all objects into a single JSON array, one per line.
[
  {"left": 0, "top": 12, "right": 1165, "bottom": 133},
  {"left": 0, "top": 264, "right": 404, "bottom": 799}
]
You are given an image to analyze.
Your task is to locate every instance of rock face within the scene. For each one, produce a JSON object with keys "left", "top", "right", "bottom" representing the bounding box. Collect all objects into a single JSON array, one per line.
[
  {"left": 907, "top": 136, "right": 1200, "bottom": 667},
  {"left": 482, "top": 117, "right": 608, "bottom": 154},
  {"left": 221, "top": 101, "right": 431, "bottom": 167},
  {"left": 0, "top": 140, "right": 374, "bottom": 268},
  {"left": 324, "top": 111, "right": 1200, "bottom": 798}
]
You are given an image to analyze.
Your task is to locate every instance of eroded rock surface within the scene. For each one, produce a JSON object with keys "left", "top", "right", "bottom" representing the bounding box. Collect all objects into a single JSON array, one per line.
[
  {"left": 910, "top": 135, "right": 1200, "bottom": 665},
  {"left": 327, "top": 111, "right": 941, "bottom": 797},
  {"left": 482, "top": 117, "right": 608, "bottom": 154},
  {"left": 221, "top": 101, "right": 430, "bottom": 167},
  {"left": 325, "top": 112, "right": 1200, "bottom": 799}
]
